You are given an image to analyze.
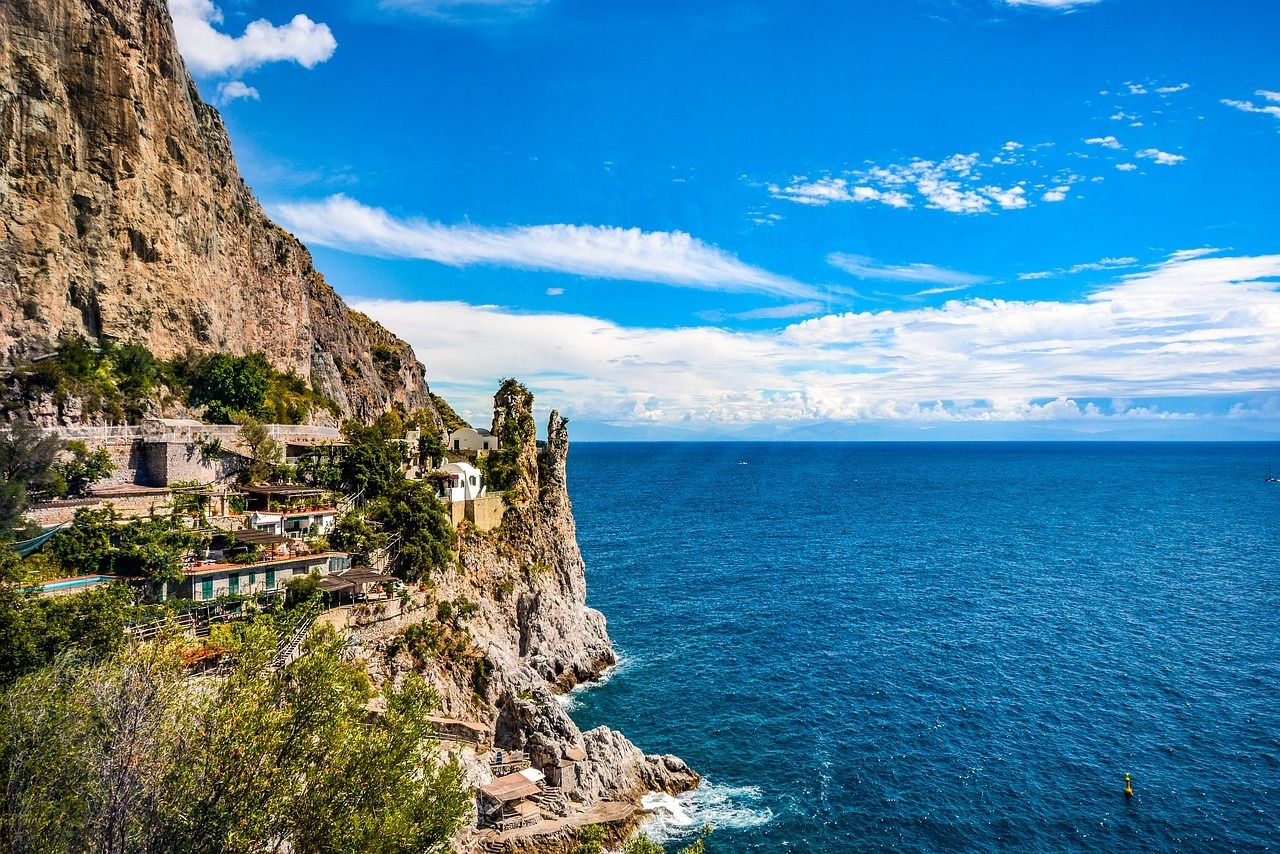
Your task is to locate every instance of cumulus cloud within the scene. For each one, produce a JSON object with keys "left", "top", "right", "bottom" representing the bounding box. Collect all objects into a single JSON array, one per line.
[
  {"left": 216, "top": 80, "right": 260, "bottom": 104},
  {"left": 1136, "top": 148, "right": 1187, "bottom": 165},
  {"left": 1041, "top": 186, "right": 1070, "bottom": 202},
  {"left": 828, "top": 254, "right": 988, "bottom": 287},
  {"left": 354, "top": 252, "right": 1280, "bottom": 426},
  {"left": 771, "top": 152, "right": 1057, "bottom": 215},
  {"left": 273, "top": 194, "right": 817, "bottom": 298},
  {"left": 1116, "top": 163, "right": 1138, "bottom": 171},
  {"left": 545, "top": 288, "right": 564, "bottom": 296},
  {"left": 1085, "top": 135, "right": 1123, "bottom": 149},
  {"left": 171, "top": 0, "right": 337, "bottom": 76},
  {"left": 1157, "top": 83, "right": 1190, "bottom": 94}
]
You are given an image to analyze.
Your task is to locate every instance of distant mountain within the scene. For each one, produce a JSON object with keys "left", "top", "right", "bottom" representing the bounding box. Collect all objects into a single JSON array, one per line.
[{"left": 0, "top": 0, "right": 436, "bottom": 422}]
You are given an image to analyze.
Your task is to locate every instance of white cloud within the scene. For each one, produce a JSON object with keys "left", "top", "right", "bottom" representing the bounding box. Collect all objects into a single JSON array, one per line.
[
  {"left": 1136, "top": 148, "right": 1187, "bottom": 165},
  {"left": 171, "top": 0, "right": 337, "bottom": 76},
  {"left": 1041, "top": 187, "right": 1069, "bottom": 202},
  {"left": 771, "top": 150, "right": 1083, "bottom": 216},
  {"left": 1003, "top": 0, "right": 1101, "bottom": 8},
  {"left": 1067, "top": 256, "right": 1138, "bottom": 274},
  {"left": 1116, "top": 163, "right": 1138, "bottom": 171},
  {"left": 545, "top": 288, "right": 564, "bottom": 296},
  {"left": 1125, "top": 82, "right": 1148, "bottom": 95},
  {"left": 1085, "top": 135, "right": 1123, "bottom": 150},
  {"left": 1223, "top": 90, "right": 1280, "bottom": 120},
  {"left": 379, "top": 0, "right": 545, "bottom": 23},
  {"left": 216, "top": 80, "right": 260, "bottom": 104},
  {"left": 355, "top": 252, "right": 1280, "bottom": 426},
  {"left": 1156, "top": 83, "right": 1190, "bottom": 94},
  {"left": 273, "top": 194, "right": 817, "bottom": 298},
  {"left": 733, "top": 302, "right": 827, "bottom": 320},
  {"left": 828, "top": 254, "right": 988, "bottom": 286}
]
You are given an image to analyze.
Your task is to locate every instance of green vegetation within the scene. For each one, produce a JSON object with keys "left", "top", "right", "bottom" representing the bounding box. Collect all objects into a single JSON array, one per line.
[
  {"left": 0, "top": 551, "right": 131, "bottom": 687},
  {"left": 430, "top": 392, "right": 470, "bottom": 432},
  {"left": 52, "top": 440, "right": 115, "bottom": 497},
  {"left": 481, "top": 378, "right": 535, "bottom": 496},
  {"left": 0, "top": 422, "right": 64, "bottom": 538},
  {"left": 45, "top": 507, "right": 207, "bottom": 582},
  {"left": 0, "top": 622, "right": 471, "bottom": 852},
  {"left": 575, "top": 825, "right": 708, "bottom": 854},
  {"left": 234, "top": 415, "right": 284, "bottom": 484},
  {"left": 386, "top": 596, "right": 480, "bottom": 667},
  {"left": 8, "top": 336, "right": 340, "bottom": 425}
]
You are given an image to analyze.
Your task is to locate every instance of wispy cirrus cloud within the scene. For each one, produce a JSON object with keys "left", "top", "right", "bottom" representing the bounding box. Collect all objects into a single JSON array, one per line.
[
  {"left": 273, "top": 194, "right": 816, "bottom": 298},
  {"left": 378, "top": 0, "right": 546, "bottom": 23},
  {"left": 1222, "top": 90, "right": 1280, "bottom": 122},
  {"left": 1003, "top": 0, "right": 1102, "bottom": 9},
  {"left": 170, "top": 0, "right": 337, "bottom": 76},
  {"left": 1018, "top": 255, "right": 1139, "bottom": 280},
  {"left": 828, "top": 254, "right": 989, "bottom": 287},
  {"left": 356, "top": 252, "right": 1280, "bottom": 427}
]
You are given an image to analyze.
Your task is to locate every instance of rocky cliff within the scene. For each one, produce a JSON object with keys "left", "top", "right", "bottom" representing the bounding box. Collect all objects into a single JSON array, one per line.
[
  {"left": 351, "top": 385, "right": 698, "bottom": 848},
  {"left": 0, "top": 0, "right": 431, "bottom": 421}
]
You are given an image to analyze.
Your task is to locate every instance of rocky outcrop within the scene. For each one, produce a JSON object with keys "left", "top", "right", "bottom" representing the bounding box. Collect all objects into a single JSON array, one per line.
[
  {"left": 0, "top": 0, "right": 432, "bottom": 422},
  {"left": 356, "top": 385, "right": 697, "bottom": 832}
]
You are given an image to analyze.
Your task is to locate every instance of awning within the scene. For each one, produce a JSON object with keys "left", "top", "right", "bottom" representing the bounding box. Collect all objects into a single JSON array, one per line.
[
  {"left": 479, "top": 771, "right": 542, "bottom": 802},
  {"left": 232, "top": 529, "right": 290, "bottom": 546}
]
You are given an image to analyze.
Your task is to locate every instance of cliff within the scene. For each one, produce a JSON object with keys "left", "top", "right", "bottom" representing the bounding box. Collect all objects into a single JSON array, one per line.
[
  {"left": 349, "top": 385, "right": 698, "bottom": 847},
  {"left": 0, "top": 0, "right": 431, "bottom": 421}
]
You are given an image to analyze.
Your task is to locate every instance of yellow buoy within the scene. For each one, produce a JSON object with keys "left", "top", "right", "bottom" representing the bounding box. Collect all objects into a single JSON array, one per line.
[{"left": 1124, "top": 772, "right": 1133, "bottom": 798}]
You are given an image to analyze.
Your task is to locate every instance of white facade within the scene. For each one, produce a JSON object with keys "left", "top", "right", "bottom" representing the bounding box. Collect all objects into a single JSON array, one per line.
[
  {"left": 440, "top": 461, "right": 487, "bottom": 502},
  {"left": 448, "top": 427, "right": 498, "bottom": 452}
]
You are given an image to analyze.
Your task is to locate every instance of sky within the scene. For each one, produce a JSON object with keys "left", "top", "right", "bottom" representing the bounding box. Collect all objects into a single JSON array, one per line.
[{"left": 169, "top": 0, "right": 1280, "bottom": 439}]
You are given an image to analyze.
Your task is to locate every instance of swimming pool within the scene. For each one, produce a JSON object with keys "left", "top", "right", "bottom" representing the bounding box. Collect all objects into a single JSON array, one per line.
[{"left": 36, "top": 576, "right": 115, "bottom": 593}]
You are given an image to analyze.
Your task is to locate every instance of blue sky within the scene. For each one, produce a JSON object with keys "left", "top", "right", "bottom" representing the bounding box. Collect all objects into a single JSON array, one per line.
[{"left": 171, "top": 0, "right": 1280, "bottom": 438}]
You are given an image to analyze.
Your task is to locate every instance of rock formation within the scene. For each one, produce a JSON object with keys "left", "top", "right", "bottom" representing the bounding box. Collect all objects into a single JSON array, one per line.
[
  {"left": 354, "top": 385, "right": 697, "bottom": 843},
  {"left": 0, "top": 0, "right": 431, "bottom": 421}
]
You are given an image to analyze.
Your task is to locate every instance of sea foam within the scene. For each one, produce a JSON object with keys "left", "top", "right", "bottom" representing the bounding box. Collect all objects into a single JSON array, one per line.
[{"left": 638, "top": 781, "right": 773, "bottom": 844}]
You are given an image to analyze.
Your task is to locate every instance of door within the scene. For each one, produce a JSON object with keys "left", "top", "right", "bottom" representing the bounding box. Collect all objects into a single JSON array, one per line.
[{"left": 266, "top": 570, "right": 276, "bottom": 590}]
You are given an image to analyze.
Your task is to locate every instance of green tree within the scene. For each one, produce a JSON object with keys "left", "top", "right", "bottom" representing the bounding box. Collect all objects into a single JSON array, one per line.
[
  {"left": 54, "top": 441, "right": 116, "bottom": 497},
  {"left": 235, "top": 415, "right": 283, "bottom": 484},
  {"left": 328, "top": 512, "right": 386, "bottom": 561},
  {"left": 0, "top": 422, "right": 63, "bottom": 534},
  {"left": 0, "top": 622, "right": 472, "bottom": 852},
  {"left": 189, "top": 352, "right": 270, "bottom": 423},
  {"left": 373, "top": 480, "right": 454, "bottom": 580},
  {"left": 339, "top": 420, "right": 408, "bottom": 501}
]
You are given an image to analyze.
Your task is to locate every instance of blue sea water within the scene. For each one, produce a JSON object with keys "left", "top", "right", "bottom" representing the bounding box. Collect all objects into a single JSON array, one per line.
[{"left": 564, "top": 443, "right": 1280, "bottom": 853}]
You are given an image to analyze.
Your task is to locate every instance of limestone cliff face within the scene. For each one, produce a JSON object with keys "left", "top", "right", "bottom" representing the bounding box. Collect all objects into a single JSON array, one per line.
[
  {"left": 0, "top": 0, "right": 431, "bottom": 421},
  {"left": 357, "top": 387, "right": 697, "bottom": 833}
]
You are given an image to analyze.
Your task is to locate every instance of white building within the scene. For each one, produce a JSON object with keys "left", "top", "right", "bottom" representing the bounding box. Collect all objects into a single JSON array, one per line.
[
  {"left": 447, "top": 427, "right": 498, "bottom": 453},
  {"left": 439, "top": 461, "right": 487, "bottom": 502}
]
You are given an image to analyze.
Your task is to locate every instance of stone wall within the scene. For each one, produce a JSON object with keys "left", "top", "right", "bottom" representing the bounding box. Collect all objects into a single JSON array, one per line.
[
  {"left": 141, "top": 442, "right": 239, "bottom": 486},
  {"left": 466, "top": 495, "right": 506, "bottom": 532}
]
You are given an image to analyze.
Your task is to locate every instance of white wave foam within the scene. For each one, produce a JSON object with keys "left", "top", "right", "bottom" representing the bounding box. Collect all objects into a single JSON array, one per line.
[
  {"left": 638, "top": 780, "right": 773, "bottom": 844},
  {"left": 555, "top": 650, "right": 634, "bottom": 712}
]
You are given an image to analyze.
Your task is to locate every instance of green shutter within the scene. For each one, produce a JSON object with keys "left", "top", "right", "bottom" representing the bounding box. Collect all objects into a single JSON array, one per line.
[
  {"left": 228, "top": 573, "right": 239, "bottom": 596},
  {"left": 201, "top": 579, "right": 213, "bottom": 600},
  {"left": 266, "top": 570, "right": 276, "bottom": 589}
]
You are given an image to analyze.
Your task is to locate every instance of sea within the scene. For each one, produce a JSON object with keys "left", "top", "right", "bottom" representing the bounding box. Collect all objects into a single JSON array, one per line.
[{"left": 563, "top": 442, "right": 1280, "bottom": 853}]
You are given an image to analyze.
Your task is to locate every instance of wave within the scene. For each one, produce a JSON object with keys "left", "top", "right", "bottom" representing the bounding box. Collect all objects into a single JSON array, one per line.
[
  {"left": 555, "top": 649, "right": 635, "bottom": 712},
  {"left": 637, "top": 780, "right": 773, "bottom": 844}
]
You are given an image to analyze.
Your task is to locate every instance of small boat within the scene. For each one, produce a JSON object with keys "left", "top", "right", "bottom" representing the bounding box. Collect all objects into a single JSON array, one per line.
[{"left": 1267, "top": 464, "right": 1279, "bottom": 483}]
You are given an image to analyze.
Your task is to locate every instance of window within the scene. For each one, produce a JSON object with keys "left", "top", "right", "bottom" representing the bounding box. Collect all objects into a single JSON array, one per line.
[
  {"left": 228, "top": 573, "right": 239, "bottom": 596},
  {"left": 201, "top": 578, "right": 213, "bottom": 600},
  {"left": 483, "top": 441, "right": 489, "bottom": 450},
  {"left": 266, "top": 570, "right": 276, "bottom": 590},
  {"left": 454, "top": 439, "right": 460, "bottom": 450}
]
